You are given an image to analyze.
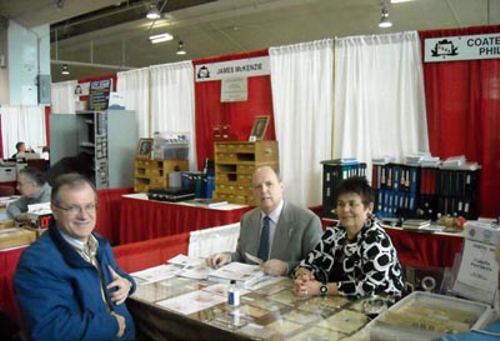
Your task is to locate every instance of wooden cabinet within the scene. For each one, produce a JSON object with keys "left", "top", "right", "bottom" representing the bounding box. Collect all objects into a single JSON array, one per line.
[
  {"left": 134, "top": 158, "right": 189, "bottom": 193},
  {"left": 212, "top": 141, "right": 279, "bottom": 205}
]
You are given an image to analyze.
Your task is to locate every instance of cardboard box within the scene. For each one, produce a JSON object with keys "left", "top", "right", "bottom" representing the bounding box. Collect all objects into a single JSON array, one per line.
[
  {"left": 21, "top": 225, "right": 47, "bottom": 239},
  {"left": 0, "top": 166, "right": 16, "bottom": 182},
  {"left": 0, "top": 228, "right": 36, "bottom": 249},
  {"left": 0, "top": 219, "right": 15, "bottom": 229}
]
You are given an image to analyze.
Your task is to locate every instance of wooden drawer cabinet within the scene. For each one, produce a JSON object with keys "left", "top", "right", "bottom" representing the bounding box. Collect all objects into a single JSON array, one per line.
[
  {"left": 212, "top": 141, "right": 279, "bottom": 205},
  {"left": 134, "top": 158, "right": 189, "bottom": 193}
]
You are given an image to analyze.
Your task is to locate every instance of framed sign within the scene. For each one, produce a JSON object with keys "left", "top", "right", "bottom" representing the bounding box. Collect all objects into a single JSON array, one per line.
[
  {"left": 249, "top": 115, "right": 269, "bottom": 141},
  {"left": 136, "top": 138, "right": 153, "bottom": 159}
]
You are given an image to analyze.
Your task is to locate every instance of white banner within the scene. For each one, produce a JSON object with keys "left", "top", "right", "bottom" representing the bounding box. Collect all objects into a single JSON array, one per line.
[
  {"left": 195, "top": 56, "right": 270, "bottom": 82},
  {"left": 424, "top": 33, "right": 500, "bottom": 63}
]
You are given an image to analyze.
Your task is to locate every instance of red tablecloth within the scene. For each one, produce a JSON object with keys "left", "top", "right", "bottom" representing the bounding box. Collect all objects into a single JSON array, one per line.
[
  {"left": 385, "top": 227, "right": 464, "bottom": 268},
  {"left": 0, "top": 246, "right": 28, "bottom": 324},
  {"left": 119, "top": 195, "right": 252, "bottom": 244}
]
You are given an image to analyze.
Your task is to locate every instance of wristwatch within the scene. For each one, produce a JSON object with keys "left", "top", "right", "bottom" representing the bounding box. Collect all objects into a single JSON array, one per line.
[{"left": 319, "top": 283, "right": 329, "bottom": 297}]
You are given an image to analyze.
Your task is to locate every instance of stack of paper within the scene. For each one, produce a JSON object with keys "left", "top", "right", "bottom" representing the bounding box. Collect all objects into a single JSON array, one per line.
[
  {"left": 208, "top": 262, "right": 265, "bottom": 287},
  {"left": 372, "top": 155, "right": 396, "bottom": 165},
  {"left": 401, "top": 219, "right": 431, "bottom": 230}
]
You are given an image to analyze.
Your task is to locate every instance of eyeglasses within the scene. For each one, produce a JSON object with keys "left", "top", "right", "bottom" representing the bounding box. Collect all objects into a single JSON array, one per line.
[{"left": 54, "top": 203, "right": 97, "bottom": 215}]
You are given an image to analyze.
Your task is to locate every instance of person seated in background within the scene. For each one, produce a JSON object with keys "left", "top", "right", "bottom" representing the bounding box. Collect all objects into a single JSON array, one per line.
[
  {"left": 14, "top": 173, "right": 136, "bottom": 341},
  {"left": 11, "top": 142, "right": 30, "bottom": 159},
  {"left": 294, "top": 177, "right": 404, "bottom": 299},
  {"left": 7, "top": 168, "right": 52, "bottom": 221},
  {"left": 207, "top": 166, "right": 323, "bottom": 276}
]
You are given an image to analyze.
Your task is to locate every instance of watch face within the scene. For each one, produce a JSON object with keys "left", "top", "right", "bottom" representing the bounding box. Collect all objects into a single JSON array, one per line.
[{"left": 320, "top": 284, "right": 328, "bottom": 296}]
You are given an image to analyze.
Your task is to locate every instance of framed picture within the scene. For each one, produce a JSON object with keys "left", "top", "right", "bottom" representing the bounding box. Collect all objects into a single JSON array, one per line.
[
  {"left": 136, "top": 138, "right": 153, "bottom": 159},
  {"left": 249, "top": 115, "right": 270, "bottom": 141}
]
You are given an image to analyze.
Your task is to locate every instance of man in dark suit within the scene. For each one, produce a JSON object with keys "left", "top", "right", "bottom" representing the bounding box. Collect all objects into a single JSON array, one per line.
[{"left": 207, "top": 166, "right": 322, "bottom": 276}]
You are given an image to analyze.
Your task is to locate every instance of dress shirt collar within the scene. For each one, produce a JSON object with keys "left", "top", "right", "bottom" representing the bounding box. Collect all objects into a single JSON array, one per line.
[{"left": 260, "top": 199, "right": 284, "bottom": 224}]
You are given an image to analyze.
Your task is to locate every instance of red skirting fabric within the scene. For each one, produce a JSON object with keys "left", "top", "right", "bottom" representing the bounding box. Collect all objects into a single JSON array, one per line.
[
  {"left": 119, "top": 197, "right": 252, "bottom": 244},
  {"left": 95, "top": 187, "right": 134, "bottom": 245},
  {"left": 385, "top": 228, "right": 464, "bottom": 268},
  {"left": 113, "top": 233, "right": 190, "bottom": 273},
  {"left": 0, "top": 246, "right": 28, "bottom": 325}
]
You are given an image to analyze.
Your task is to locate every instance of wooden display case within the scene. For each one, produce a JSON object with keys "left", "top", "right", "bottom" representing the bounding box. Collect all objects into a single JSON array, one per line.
[
  {"left": 134, "top": 158, "right": 189, "bottom": 193},
  {"left": 212, "top": 141, "right": 279, "bottom": 205}
]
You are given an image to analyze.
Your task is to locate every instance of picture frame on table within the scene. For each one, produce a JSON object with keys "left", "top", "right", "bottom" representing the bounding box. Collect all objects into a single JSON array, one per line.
[
  {"left": 249, "top": 115, "right": 270, "bottom": 141},
  {"left": 136, "top": 138, "right": 153, "bottom": 159}
]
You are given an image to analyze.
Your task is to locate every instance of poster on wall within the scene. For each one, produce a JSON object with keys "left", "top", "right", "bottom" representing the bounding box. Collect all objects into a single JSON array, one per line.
[
  {"left": 88, "top": 79, "right": 112, "bottom": 110},
  {"left": 221, "top": 78, "right": 248, "bottom": 102}
]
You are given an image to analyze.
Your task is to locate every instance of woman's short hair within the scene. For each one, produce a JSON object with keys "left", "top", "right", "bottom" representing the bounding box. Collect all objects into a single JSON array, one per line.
[{"left": 334, "top": 176, "right": 374, "bottom": 208}]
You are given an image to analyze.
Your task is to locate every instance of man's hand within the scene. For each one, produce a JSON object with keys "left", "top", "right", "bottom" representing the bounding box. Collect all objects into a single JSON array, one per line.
[
  {"left": 261, "top": 259, "right": 288, "bottom": 276},
  {"left": 15, "top": 213, "right": 30, "bottom": 222},
  {"left": 111, "top": 311, "right": 126, "bottom": 338},
  {"left": 107, "top": 266, "right": 132, "bottom": 305},
  {"left": 206, "top": 253, "right": 230, "bottom": 268}
]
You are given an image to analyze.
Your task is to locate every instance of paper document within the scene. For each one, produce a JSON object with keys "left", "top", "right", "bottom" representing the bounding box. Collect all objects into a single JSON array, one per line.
[
  {"left": 131, "top": 264, "right": 181, "bottom": 284},
  {"left": 245, "top": 252, "right": 263, "bottom": 265}
]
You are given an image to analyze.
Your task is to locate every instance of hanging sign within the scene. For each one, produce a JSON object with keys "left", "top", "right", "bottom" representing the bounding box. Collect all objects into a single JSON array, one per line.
[
  {"left": 425, "top": 33, "right": 500, "bottom": 63},
  {"left": 195, "top": 56, "right": 270, "bottom": 82}
]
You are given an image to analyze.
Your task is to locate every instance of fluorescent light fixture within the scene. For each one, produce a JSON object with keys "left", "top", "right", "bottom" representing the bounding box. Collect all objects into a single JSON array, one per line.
[
  {"left": 61, "top": 64, "right": 70, "bottom": 75},
  {"left": 146, "top": 5, "right": 161, "bottom": 20},
  {"left": 176, "top": 40, "right": 186, "bottom": 55},
  {"left": 391, "top": 0, "right": 413, "bottom": 3},
  {"left": 149, "top": 32, "right": 173, "bottom": 44},
  {"left": 379, "top": 7, "right": 393, "bottom": 28}
]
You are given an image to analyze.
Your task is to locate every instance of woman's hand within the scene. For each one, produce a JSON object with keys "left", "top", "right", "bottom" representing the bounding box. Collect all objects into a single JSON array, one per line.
[{"left": 293, "top": 270, "right": 319, "bottom": 297}]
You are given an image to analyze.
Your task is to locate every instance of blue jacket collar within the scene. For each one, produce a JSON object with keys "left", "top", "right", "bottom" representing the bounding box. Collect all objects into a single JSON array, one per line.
[{"left": 48, "top": 219, "right": 109, "bottom": 268}]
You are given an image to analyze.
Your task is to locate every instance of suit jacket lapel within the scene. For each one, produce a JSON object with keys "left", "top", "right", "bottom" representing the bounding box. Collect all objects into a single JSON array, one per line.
[
  {"left": 246, "top": 210, "right": 262, "bottom": 258},
  {"left": 271, "top": 202, "right": 293, "bottom": 258}
]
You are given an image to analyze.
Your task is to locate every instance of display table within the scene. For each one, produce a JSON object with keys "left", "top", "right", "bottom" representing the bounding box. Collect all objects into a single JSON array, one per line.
[
  {"left": 119, "top": 194, "right": 252, "bottom": 244},
  {"left": 128, "top": 275, "right": 375, "bottom": 341},
  {"left": 384, "top": 226, "right": 464, "bottom": 268}
]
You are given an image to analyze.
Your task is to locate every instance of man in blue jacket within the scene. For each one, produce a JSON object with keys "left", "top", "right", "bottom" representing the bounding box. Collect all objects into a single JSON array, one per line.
[{"left": 14, "top": 173, "right": 136, "bottom": 341}]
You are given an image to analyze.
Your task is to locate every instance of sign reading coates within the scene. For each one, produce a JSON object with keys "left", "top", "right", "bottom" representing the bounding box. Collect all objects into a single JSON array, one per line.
[
  {"left": 195, "top": 56, "right": 270, "bottom": 82},
  {"left": 425, "top": 33, "right": 500, "bottom": 63}
]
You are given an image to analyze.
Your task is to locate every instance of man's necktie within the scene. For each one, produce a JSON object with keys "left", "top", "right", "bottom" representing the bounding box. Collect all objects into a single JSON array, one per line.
[{"left": 257, "top": 216, "right": 270, "bottom": 261}]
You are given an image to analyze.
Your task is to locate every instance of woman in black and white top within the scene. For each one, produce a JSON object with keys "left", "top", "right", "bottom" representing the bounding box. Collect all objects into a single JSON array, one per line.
[{"left": 293, "top": 177, "right": 404, "bottom": 299}]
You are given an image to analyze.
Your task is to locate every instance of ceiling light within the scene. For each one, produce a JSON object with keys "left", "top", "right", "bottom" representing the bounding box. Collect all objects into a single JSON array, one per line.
[
  {"left": 391, "top": 0, "right": 413, "bottom": 3},
  {"left": 379, "top": 7, "right": 393, "bottom": 28},
  {"left": 61, "top": 64, "right": 70, "bottom": 75},
  {"left": 176, "top": 41, "right": 186, "bottom": 55},
  {"left": 146, "top": 4, "right": 161, "bottom": 20},
  {"left": 149, "top": 32, "right": 173, "bottom": 44}
]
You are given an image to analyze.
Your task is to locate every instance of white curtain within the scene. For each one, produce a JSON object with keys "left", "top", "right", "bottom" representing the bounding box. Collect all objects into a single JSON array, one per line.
[
  {"left": 1, "top": 105, "right": 47, "bottom": 157},
  {"left": 269, "top": 39, "right": 334, "bottom": 207},
  {"left": 117, "top": 67, "right": 150, "bottom": 139},
  {"left": 51, "top": 80, "right": 77, "bottom": 114},
  {"left": 188, "top": 223, "right": 241, "bottom": 258},
  {"left": 334, "top": 31, "right": 429, "bottom": 179},
  {"left": 150, "top": 61, "right": 197, "bottom": 170}
]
